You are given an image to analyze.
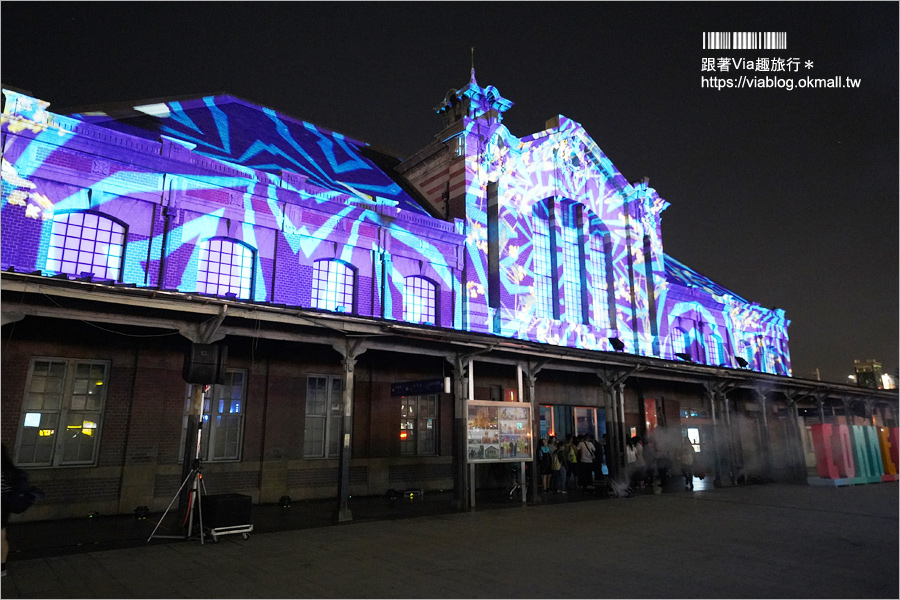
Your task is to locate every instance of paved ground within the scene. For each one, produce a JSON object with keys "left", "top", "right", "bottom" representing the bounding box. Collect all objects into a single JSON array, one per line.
[{"left": 2, "top": 482, "right": 897, "bottom": 598}]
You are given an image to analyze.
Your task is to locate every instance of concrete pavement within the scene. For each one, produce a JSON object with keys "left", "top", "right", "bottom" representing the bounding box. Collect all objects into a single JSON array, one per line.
[{"left": 2, "top": 482, "right": 897, "bottom": 598}]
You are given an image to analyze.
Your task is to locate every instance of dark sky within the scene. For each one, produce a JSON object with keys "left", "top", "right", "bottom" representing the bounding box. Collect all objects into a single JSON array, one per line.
[{"left": 2, "top": 2, "right": 897, "bottom": 384}]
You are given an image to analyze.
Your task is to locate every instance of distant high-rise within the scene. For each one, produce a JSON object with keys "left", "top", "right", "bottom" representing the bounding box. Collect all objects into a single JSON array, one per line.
[{"left": 853, "top": 359, "right": 884, "bottom": 389}]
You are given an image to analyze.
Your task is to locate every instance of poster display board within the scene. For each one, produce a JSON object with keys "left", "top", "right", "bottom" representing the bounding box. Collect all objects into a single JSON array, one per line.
[{"left": 466, "top": 400, "right": 533, "bottom": 462}]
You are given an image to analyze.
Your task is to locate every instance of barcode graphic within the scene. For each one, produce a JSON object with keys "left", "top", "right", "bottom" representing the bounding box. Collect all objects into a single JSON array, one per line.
[{"left": 703, "top": 32, "right": 787, "bottom": 50}]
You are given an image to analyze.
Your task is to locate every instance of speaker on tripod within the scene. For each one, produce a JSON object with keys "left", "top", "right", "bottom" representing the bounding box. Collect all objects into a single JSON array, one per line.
[
  {"left": 183, "top": 343, "right": 228, "bottom": 385},
  {"left": 147, "top": 344, "right": 229, "bottom": 545}
]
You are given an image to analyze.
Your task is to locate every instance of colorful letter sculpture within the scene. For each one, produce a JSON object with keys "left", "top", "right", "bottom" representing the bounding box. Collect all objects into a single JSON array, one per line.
[{"left": 809, "top": 424, "right": 898, "bottom": 485}]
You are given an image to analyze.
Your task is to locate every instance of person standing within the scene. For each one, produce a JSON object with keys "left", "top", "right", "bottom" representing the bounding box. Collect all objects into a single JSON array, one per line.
[
  {"left": 550, "top": 436, "right": 567, "bottom": 494},
  {"left": 576, "top": 435, "right": 596, "bottom": 490},
  {"left": 564, "top": 434, "right": 577, "bottom": 487},
  {"left": 679, "top": 437, "right": 696, "bottom": 490},
  {"left": 537, "top": 438, "right": 552, "bottom": 492}
]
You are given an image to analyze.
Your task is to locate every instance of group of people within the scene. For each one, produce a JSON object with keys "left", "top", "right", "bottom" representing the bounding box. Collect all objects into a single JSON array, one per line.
[
  {"left": 536, "top": 433, "right": 608, "bottom": 493},
  {"left": 626, "top": 431, "right": 698, "bottom": 492}
]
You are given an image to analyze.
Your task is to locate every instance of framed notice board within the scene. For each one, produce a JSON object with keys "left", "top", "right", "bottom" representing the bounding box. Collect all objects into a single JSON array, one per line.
[{"left": 466, "top": 400, "right": 533, "bottom": 463}]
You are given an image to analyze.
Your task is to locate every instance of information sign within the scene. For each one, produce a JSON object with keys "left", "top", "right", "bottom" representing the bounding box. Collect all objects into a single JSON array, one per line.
[{"left": 466, "top": 400, "right": 533, "bottom": 463}]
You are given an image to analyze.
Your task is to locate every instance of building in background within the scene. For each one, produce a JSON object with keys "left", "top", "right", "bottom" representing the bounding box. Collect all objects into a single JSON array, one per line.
[
  {"left": 1, "top": 81, "right": 895, "bottom": 522},
  {"left": 853, "top": 359, "right": 885, "bottom": 389}
]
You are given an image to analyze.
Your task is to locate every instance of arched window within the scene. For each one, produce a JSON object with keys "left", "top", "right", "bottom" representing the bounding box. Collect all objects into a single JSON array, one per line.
[
  {"left": 197, "top": 237, "right": 254, "bottom": 299},
  {"left": 403, "top": 276, "right": 438, "bottom": 326},
  {"left": 531, "top": 205, "right": 554, "bottom": 319},
  {"left": 46, "top": 211, "right": 126, "bottom": 280},
  {"left": 672, "top": 328, "right": 688, "bottom": 357},
  {"left": 738, "top": 339, "right": 755, "bottom": 368},
  {"left": 312, "top": 259, "right": 355, "bottom": 313},
  {"left": 705, "top": 333, "right": 722, "bottom": 366},
  {"left": 764, "top": 346, "right": 777, "bottom": 374}
]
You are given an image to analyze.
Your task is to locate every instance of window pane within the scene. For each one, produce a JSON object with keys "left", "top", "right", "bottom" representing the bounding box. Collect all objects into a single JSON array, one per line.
[
  {"left": 17, "top": 412, "right": 58, "bottom": 466},
  {"left": 306, "top": 377, "right": 327, "bottom": 416},
  {"left": 26, "top": 360, "right": 66, "bottom": 411},
  {"left": 60, "top": 411, "right": 99, "bottom": 464},
  {"left": 328, "top": 412, "right": 343, "bottom": 458}
]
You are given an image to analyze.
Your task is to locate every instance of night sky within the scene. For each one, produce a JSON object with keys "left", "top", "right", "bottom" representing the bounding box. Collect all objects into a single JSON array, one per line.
[{"left": 2, "top": 2, "right": 897, "bottom": 384}]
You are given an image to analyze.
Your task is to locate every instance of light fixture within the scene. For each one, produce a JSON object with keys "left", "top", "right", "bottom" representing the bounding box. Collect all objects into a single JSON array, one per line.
[
  {"left": 675, "top": 353, "right": 692, "bottom": 362},
  {"left": 735, "top": 357, "right": 748, "bottom": 368},
  {"left": 609, "top": 337, "right": 625, "bottom": 352}
]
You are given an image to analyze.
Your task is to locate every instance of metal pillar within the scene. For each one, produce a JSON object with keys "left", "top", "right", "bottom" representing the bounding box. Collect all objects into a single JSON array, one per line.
[
  {"left": 784, "top": 393, "right": 806, "bottom": 481},
  {"left": 722, "top": 393, "right": 737, "bottom": 486},
  {"left": 596, "top": 367, "right": 639, "bottom": 482},
  {"left": 705, "top": 384, "right": 722, "bottom": 487},
  {"left": 615, "top": 383, "right": 626, "bottom": 478},
  {"left": 756, "top": 390, "right": 774, "bottom": 481},
  {"left": 843, "top": 398, "right": 854, "bottom": 426},
  {"left": 333, "top": 340, "right": 366, "bottom": 523},
  {"left": 451, "top": 356, "right": 470, "bottom": 511}
]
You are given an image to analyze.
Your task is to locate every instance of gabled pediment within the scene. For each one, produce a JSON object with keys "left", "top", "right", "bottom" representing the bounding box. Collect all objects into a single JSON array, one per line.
[{"left": 68, "top": 93, "right": 432, "bottom": 216}]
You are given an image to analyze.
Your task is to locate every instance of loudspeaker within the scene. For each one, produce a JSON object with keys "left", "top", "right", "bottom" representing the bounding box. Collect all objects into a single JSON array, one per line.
[{"left": 183, "top": 343, "right": 228, "bottom": 384}]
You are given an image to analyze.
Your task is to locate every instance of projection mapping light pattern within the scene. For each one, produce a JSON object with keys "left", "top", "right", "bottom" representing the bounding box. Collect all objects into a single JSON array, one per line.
[{"left": 0, "top": 87, "right": 791, "bottom": 376}]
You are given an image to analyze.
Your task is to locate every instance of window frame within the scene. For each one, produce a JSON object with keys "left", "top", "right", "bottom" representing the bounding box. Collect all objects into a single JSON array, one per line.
[
  {"left": 311, "top": 259, "right": 356, "bottom": 314},
  {"left": 15, "top": 357, "right": 110, "bottom": 468},
  {"left": 304, "top": 374, "right": 345, "bottom": 459},
  {"left": 196, "top": 237, "right": 255, "bottom": 300},
  {"left": 705, "top": 333, "right": 723, "bottom": 366},
  {"left": 403, "top": 275, "right": 439, "bottom": 326},
  {"left": 400, "top": 394, "right": 439, "bottom": 456},
  {"left": 671, "top": 328, "right": 688, "bottom": 357},
  {"left": 46, "top": 210, "right": 127, "bottom": 282},
  {"left": 531, "top": 208, "right": 555, "bottom": 320}
]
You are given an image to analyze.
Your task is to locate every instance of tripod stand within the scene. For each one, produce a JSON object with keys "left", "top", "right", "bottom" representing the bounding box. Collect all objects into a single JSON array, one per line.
[{"left": 148, "top": 404, "right": 209, "bottom": 544}]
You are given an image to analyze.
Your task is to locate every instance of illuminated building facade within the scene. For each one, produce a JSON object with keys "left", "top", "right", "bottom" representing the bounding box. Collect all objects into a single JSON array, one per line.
[{"left": 1, "top": 83, "right": 895, "bottom": 521}]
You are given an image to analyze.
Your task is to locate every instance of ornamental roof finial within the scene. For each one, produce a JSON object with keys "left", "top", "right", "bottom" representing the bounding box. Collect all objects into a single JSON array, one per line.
[{"left": 470, "top": 46, "right": 477, "bottom": 85}]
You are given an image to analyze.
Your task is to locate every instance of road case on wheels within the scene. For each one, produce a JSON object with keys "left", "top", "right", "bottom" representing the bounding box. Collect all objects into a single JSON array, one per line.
[{"left": 201, "top": 493, "right": 253, "bottom": 542}]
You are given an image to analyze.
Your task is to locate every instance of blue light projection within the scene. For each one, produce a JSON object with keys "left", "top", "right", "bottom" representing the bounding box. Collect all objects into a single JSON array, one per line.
[{"left": 1, "top": 86, "right": 791, "bottom": 376}]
